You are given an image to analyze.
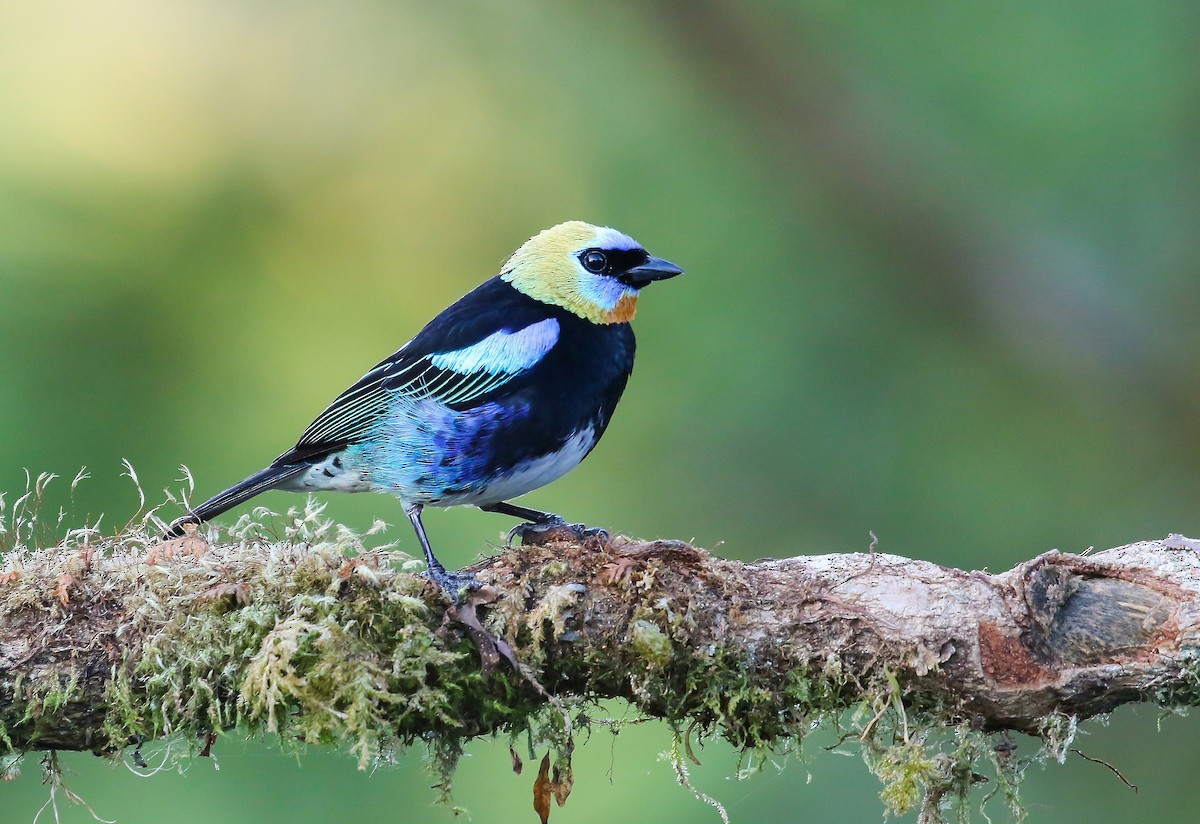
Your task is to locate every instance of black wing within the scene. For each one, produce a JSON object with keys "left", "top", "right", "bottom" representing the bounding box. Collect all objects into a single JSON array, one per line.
[{"left": 275, "top": 277, "right": 559, "bottom": 464}]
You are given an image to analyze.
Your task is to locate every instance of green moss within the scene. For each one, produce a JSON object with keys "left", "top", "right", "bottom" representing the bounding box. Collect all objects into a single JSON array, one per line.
[
  {"left": 0, "top": 498, "right": 1125, "bottom": 821},
  {"left": 1150, "top": 648, "right": 1200, "bottom": 708},
  {"left": 0, "top": 500, "right": 562, "bottom": 794},
  {"left": 38, "top": 672, "right": 81, "bottom": 717},
  {"left": 101, "top": 675, "right": 141, "bottom": 749},
  {"left": 110, "top": 550, "right": 519, "bottom": 770},
  {"left": 6, "top": 670, "right": 87, "bottom": 750},
  {"left": 630, "top": 620, "right": 672, "bottom": 668},
  {"left": 539, "top": 560, "right": 570, "bottom": 578},
  {"left": 872, "top": 739, "right": 941, "bottom": 816},
  {"left": 1036, "top": 712, "right": 1078, "bottom": 764}
]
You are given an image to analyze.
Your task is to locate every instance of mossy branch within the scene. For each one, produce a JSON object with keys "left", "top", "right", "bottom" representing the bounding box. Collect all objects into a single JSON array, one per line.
[{"left": 4, "top": 521, "right": 1200, "bottom": 819}]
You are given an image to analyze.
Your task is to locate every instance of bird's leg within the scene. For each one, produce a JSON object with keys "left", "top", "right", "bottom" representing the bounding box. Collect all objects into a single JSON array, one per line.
[
  {"left": 405, "top": 503, "right": 479, "bottom": 602},
  {"left": 479, "top": 501, "right": 609, "bottom": 547},
  {"left": 480, "top": 501, "right": 557, "bottom": 523}
]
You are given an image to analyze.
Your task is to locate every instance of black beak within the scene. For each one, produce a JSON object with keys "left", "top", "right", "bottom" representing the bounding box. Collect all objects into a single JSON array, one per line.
[{"left": 618, "top": 256, "right": 685, "bottom": 289}]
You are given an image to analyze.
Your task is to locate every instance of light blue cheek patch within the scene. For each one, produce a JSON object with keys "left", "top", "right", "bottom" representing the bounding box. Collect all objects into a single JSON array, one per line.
[
  {"left": 581, "top": 226, "right": 640, "bottom": 310},
  {"left": 578, "top": 275, "right": 637, "bottom": 312}
]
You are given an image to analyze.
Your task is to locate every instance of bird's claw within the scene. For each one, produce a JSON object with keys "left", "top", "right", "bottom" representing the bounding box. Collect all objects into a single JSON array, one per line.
[
  {"left": 507, "top": 516, "right": 609, "bottom": 547},
  {"left": 423, "top": 566, "right": 483, "bottom": 605}
]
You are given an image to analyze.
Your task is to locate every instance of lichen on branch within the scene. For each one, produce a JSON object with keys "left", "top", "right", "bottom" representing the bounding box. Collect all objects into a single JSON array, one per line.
[{"left": 3, "top": 499, "right": 1200, "bottom": 822}]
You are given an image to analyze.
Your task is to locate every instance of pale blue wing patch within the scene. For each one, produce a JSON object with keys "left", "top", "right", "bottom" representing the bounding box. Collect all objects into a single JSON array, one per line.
[
  {"left": 294, "top": 319, "right": 559, "bottom": 449},
  {"left": 428, "top": 318, "right": 559, "bottom": 375},
  {"left": 424, "top": 317, "right": 559, "bottom": 405}
]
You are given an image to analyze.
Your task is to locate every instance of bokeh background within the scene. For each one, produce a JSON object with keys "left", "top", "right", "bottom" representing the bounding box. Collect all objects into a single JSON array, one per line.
[{"left": 3, "top": 1, "right": 1199, "bottom": 821}]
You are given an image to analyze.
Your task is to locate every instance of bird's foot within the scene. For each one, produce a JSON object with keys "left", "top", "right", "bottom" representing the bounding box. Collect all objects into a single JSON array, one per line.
[
  {"left": 507, "top": 516, "right": 609, "bottom": 547},
  {"left": 423, "top": 565, "right": 482, "bottom": 605},
  {"left": 438, "top": 586, "right": 531, "bottom": 681}
]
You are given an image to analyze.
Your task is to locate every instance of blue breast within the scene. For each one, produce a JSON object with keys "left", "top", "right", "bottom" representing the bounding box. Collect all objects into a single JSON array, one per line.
[{"left": 334, "top": 395, "right": 515, "bottom": 503}]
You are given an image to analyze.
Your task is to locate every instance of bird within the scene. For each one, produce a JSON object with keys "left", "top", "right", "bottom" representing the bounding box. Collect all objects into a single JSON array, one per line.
[{"left": 165, "top": 220, "right": 683, "bottom": 597}]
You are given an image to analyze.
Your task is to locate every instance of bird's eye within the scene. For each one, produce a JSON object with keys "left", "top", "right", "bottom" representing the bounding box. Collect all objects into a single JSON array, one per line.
[{"left": 581, "top": 250, "right": 608, "bottom": 273}]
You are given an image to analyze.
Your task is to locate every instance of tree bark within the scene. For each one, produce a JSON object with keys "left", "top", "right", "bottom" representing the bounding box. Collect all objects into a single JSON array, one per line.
[{"left": 3, "top": 530, "right": 1199, "bottom": 757}]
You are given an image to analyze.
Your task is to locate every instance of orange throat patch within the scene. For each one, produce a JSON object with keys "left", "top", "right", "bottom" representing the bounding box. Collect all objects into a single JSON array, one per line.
[{"left": 601, "top": 293, "right": 639, "bottom": 324}]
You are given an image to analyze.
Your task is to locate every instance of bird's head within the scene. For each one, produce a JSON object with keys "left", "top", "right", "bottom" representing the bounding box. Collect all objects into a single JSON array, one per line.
[{"left": 500, "top": 221, "right": 683, "bottom": 324}]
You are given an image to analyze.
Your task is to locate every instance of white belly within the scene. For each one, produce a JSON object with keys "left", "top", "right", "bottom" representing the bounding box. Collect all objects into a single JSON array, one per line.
[{"left": 435, "top": 426, "right": 598, "bottom": 507}]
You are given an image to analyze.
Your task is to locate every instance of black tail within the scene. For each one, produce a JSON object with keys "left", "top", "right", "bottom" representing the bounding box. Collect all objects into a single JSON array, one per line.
[{"left": 163, "top": 463, "right": 309, "bottom": 538}]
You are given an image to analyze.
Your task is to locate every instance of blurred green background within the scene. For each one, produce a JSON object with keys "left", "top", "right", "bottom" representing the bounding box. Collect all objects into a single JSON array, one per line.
[{"left": 2, "top": 0, "right": 1199, "bottom": 821}]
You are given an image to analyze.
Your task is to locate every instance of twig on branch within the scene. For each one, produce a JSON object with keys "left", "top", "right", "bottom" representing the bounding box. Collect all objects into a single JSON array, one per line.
[{"left": 2, "top": 515, "right": 1200, "bottom": 821}]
